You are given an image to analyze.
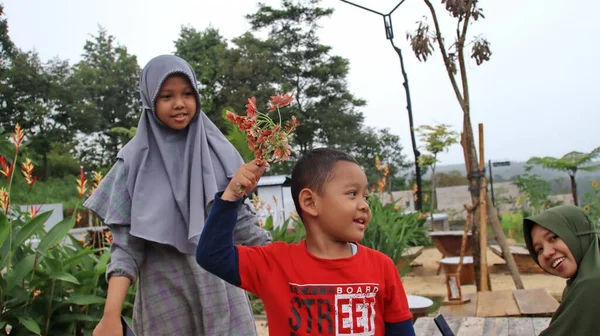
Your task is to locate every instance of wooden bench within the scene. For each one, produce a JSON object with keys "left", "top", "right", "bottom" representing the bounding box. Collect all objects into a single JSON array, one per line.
[
  {"left": 414, "top": 316, "right": 551, "bottom": 335},
  {"left": 489, "top": 244, "right": 545, "bottom": 274},
  {"left": 397, "top": 246, "right": 425, "bottom": 271}
]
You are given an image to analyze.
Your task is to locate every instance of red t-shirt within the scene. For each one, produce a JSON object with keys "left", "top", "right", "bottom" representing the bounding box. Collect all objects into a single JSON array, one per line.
[{"left": 237, "top": 239, "right": 412, "bottom": 335}]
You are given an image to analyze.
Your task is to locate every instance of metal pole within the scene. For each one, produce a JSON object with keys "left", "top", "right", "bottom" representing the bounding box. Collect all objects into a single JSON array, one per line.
[{"left": 340, "top": 0, "right": 423, "bottom": 211}]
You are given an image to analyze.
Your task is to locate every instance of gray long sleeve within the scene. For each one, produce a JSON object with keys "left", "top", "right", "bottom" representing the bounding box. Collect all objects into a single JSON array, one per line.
[
  {"left": 232, "top": 201, "right": 272, "bottom": 247},
  {"left": 106, "top": 224, "right": 146, "bottom": 283}
]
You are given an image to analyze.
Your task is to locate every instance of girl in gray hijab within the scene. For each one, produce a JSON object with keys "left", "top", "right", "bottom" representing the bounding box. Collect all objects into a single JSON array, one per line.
[{"left": 84, "top": 54, "right": 271, "bottom": 335}]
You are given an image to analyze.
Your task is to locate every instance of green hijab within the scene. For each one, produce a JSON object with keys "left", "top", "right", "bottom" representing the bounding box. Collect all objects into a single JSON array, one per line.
[{"left": 523, "top": 205, "right": 600, "bottom": 336}]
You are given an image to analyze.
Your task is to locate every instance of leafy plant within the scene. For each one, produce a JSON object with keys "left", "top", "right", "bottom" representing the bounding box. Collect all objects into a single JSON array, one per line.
[
  {"left": 0, "top": 124, "right": 130, "bottom": 335},
  {"left": 527, "top": 147, "right": 600, "bottom": 206},
  {"left": 361, "top": 195, "right": 430, "bottom": 275},
  {"left": 582, "top": 180, "right": 600, "bottom": 228}
]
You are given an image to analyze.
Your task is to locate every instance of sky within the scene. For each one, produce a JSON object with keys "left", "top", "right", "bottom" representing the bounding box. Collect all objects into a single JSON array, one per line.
[{"left": 4, "top": 0, "right": 599, "bottom": 166}]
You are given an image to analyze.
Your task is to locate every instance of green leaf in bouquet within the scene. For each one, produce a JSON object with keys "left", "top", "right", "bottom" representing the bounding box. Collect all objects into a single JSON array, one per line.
[
  {"left": 36, "top": 216, "right": 75, "bottom": 254},
  {"left": 17, "top": 316, "right": 41, "bottom": 335}
]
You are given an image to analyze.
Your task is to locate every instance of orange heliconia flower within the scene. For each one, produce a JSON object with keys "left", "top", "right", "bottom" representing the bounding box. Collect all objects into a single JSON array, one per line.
[
  {"left": 76, "top": 168, "right": 87, "bottom": 198},
  {"left": 377, "top": 178, "right": 386, "bottom": 194},
  {"left": 0, "top": 187, "right": 9, "bottom": 214},
  {"left": 11, "top": 124, "right": 25, "bottom": 149},
  {"left": 0, "top": 156, "right": 13, "bottom": 181},
  {"left": 383, "top": 164, "right": 390, "bottom": 177},
  {"left": 29, "top": 204, "right": 42, "bottom": 218},
  {"left": 21, "top": 158, "right": 38, "bottom": 190},
  {"left": 90, "top": 171, "right": 103, "bottom": 194},
  {"left": 104, "top": 230, "right": 113, "bottom": 244}
]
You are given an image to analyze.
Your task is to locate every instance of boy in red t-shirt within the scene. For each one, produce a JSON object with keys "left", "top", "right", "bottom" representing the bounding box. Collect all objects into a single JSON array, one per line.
[{"left": 197, "top": 148, "right": 415, "bottom": 335}]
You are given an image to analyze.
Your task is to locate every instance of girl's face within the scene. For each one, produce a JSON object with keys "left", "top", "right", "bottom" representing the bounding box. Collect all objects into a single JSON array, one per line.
[
  {"left": 154, "top": 74, "right": 197, "bottom": 130},
  {"left": 531, "top": 224, "right": 578, "bottom": 279}
]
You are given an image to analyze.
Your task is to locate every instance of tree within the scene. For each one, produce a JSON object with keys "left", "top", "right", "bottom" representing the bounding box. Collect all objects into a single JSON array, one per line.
[
  {"left": 174, "top": 26, "right": 229, "bottom": 130},
  {"left": 70, "top": 27, "right": 140, "bottom": 168},
  {"left": 246, "top": 0, "right": 366, "bottom": 155},
  {"left": 0, "top": 4, "right": 15, "bottom": 72},
  {"left": 0, "top": 44, "right": 78, "bottom": 179},
  {"left": 406, "top": 0, "right": 521, "bottom": 290},
  {"left": 417, "top": 123, "right": 458, "bottom": 221},
  {"left": 527, "top": 147, "right": 600, "bottom": 206}
]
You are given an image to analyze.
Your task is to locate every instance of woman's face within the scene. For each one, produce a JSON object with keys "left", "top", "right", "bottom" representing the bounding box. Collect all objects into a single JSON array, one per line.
[
  {"left": 531, "top": 224, "right": 578, "bottom": 279},
  {"left": 154, "top": 74, "right": 197, "bottom": 130}
]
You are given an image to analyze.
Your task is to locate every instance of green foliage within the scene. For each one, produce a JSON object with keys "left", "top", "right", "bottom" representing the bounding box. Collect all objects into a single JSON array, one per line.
[
  {"left": 582, "top": 180, "right": 600, "bottom": 226},
  {"left": 362, "top": 195, "right": 430, "bottom": 274},
  {"left": 263, "top": 216, "right": 305, "bottom": 244},
  {"left": 528, "top": 147, "right": 600, "bottom": 205},
  {"left": 513, "top": 173, "right": 559, "bottom": 215},
  {"left": 416, "top": 123, "right": 459, "bottom": 215},
  {"left": 223, "top": 115, "right": 254, "bottom": 163},
  {"left": 500, "top": 212, "right": 524, "bottom": 243},
  {"left": 69, "top": 26, "right": 141, "bottom": 169},
  {"left": 0, "top": 144, "right": 132, "bottom": 334}
]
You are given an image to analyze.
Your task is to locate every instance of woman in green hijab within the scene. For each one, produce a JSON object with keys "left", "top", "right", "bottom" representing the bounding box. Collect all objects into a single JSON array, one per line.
[{"left": 523, "top": 205, "right": 600, "bottom": 335}]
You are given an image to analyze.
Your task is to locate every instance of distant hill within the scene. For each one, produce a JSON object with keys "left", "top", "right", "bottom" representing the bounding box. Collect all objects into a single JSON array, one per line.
[{"left": 415, "top": 161, "right": 600, "bottom": 199}]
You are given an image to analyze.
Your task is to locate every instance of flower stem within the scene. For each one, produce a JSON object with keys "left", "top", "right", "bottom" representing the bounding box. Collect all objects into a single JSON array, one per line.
[
  {"left": 44, "top": 279, "right": 56, "bottom": 336},
  {"left": 6, "top": 147, "right": 20, "bottom": 273}
]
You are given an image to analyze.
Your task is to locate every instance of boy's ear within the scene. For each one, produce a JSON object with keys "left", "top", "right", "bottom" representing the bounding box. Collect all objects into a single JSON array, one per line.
[{"left": 298, "top": 188, "right": 318, "bottom": 217}]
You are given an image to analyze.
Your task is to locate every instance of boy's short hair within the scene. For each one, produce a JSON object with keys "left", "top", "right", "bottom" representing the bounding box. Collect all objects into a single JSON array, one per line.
[{"left": 291, "top": 147, "right": 359, "bottom": 219}]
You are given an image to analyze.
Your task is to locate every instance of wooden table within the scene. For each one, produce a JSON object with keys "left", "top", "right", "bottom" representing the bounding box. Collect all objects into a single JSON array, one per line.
[
  {"left": 407, "top": 295, "right": 433, "bottom": 322},
  {"left": 429, "top": 231, "right": 473, "bottom": 257},
  {"left": 489, "top": 244, "right": 545, "bottom": 274},
  {"left": 414, "top": 316, "right": 551, "bottom": 335},
  {"left": 476, "top": 289, "right": 559, "bottom": 317}
]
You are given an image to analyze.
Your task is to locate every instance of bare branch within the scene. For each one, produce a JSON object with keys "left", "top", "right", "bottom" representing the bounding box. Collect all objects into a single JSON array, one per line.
[
  {"left": 456, "top": 0, "right": 474, "bottom": 115},
  {"left": 423, "top": 0, "right": 465, "bottom": 108}
]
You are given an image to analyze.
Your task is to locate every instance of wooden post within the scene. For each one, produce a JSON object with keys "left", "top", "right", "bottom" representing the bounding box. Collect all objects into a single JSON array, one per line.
[{"left": 478, "top": 123, "right": 490, "bottom": 291}]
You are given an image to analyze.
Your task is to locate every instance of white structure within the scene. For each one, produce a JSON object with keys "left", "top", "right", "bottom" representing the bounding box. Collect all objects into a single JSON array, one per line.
[
  {"left": 17, "top": 203, "right": 64, "bottom": 231},
  {"left": 254, "top": 175, "right": 294, "bottom": 228}
]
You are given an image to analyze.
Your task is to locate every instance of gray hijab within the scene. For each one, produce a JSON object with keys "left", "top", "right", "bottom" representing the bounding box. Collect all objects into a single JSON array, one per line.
[{"left": 112, "top": 54, "right": 243, "bottom": 254}]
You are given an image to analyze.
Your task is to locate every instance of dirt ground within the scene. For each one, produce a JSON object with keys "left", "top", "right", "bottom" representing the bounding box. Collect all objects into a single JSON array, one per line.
[
  {"left": 253, "top": 247, "right": 566, "bottom": 334},
  {"left": 402, "top": 247, "right": 566, "bottom": 299}
]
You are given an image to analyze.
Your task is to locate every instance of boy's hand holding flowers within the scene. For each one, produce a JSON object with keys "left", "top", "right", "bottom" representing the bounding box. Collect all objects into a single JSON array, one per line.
[{"left": 222, "top": 160, "right": 269, "bottom": 202}]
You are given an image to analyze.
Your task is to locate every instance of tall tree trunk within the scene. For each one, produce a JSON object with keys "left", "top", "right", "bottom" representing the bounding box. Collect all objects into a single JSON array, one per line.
[
  {"left": 569, "top": 173, "right": 578, "bottom": 206},
  {"left": 424, "top": 0, "right": 524, "bottom": 290},
  {"left": 430, "top": 161, "right": 436, "bottom": 228}
]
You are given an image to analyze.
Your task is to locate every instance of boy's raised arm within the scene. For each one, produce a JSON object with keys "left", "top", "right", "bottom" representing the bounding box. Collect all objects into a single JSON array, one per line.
[
  {"left": 196, "top": 193, "right": 244, "bottom": 286},
  {"left": 196, "top": 160, "right": 269, "bottom": 287}
]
